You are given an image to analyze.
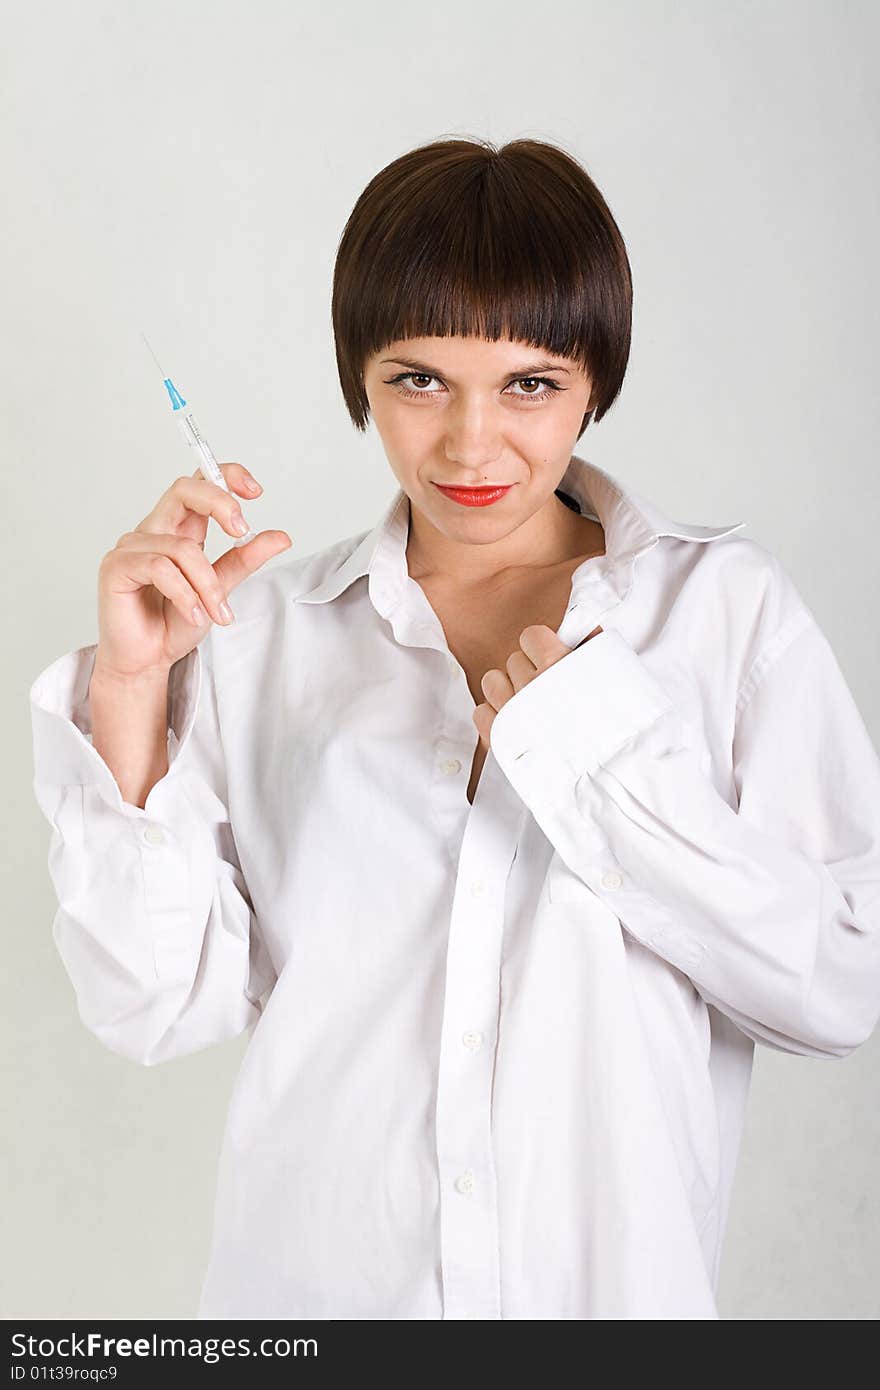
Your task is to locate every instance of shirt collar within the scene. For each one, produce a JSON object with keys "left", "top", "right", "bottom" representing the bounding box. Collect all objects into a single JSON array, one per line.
[{"left": 294, "top": 453, "right": 745, "bottom": 619}]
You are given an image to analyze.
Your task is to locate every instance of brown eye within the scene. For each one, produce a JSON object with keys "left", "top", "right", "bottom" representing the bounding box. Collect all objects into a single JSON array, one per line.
[
  {"left": 386, "top": 372, "right": 443, "bottom": 399},
  {"left": 506, "top": 376, "right": 563, "bottom": 402}
]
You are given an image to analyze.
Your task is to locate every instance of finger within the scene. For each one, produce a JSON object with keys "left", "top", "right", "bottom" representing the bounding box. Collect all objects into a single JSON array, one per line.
[
  {"left": 137, "top": 471, "right": 255, "bottom": 542},
  {"left": 518, "top": 624, "right": 571, "bottom": 668},
  {"left": 111, "top": 532, "right": 241, "bottom": 625},
  {"left": 116, "top": 526, "right": 292, "bottom": 620},
  {"left": 193, "top": 461, "right": 263, "bottom": 497},
  {"left": 505, "top": 649, "right": 537, "bottom": 692},
  {"left": 105, "top": 547, "right": 229, "bottom": 630},
  {"left": 480, "top": 666, "right": 514, "bottom": 710},
  {"left": 211, "top": 529, "right": 293, "bottom": 596},
  {"left": 171, "top": 474, "right": 256, "bottom": 540},
  {"left": 472, "top": 702, "right": 494, "bottom": 746}
]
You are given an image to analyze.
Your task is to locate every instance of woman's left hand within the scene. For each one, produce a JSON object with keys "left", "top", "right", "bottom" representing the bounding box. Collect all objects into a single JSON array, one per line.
[{"left": 473, "top": 624, "right": 603, "bottom": 746}]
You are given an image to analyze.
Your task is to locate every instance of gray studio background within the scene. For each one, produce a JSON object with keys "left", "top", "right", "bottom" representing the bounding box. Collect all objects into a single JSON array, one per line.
[{"left": 3, "top": 0, "right": 878, "bottom": 1320}]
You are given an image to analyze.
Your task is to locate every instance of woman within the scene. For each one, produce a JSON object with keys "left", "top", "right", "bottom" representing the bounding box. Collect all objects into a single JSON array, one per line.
[{"left": 30, "top": 137, "right": 880, "bottom": 1320}]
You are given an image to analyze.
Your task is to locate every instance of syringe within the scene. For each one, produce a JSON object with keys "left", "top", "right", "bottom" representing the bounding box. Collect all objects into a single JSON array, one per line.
[{"left": 142, "top": 333, "right": 258, "bottom": 546}]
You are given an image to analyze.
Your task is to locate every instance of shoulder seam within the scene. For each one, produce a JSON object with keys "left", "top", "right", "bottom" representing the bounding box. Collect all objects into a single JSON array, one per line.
[{"left": 734, "top": 608, "right": 815, "bottom": 717}]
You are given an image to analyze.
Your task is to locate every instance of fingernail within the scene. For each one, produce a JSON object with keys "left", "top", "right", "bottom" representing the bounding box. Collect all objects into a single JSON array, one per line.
[
  {"left": 191, "top": 603, "right": 208, "bottom": 626},
  {"left": 219, "top": 601, "right": 234, "bottom": 624},
  {"left": 245, "top": 477, "right": 262, "bottom": 493},
  {"left": 232, "top": 513, "right": 248, "bottom": 536}
]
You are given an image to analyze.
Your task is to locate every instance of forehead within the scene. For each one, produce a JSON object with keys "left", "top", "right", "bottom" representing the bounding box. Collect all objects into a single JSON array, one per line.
[{"left": 373, "top": 335, "right": 581, "bottom": 371}]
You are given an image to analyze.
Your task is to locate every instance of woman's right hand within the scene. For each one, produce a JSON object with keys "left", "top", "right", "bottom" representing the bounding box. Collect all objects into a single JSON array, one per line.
[{"left": 93, "top": 463, "right": 292, "bottom": 682}]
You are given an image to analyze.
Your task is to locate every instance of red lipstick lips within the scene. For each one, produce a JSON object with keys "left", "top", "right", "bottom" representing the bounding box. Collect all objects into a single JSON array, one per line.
[{"left": 433, "top": 482, "right": 514, "bottom": 507}]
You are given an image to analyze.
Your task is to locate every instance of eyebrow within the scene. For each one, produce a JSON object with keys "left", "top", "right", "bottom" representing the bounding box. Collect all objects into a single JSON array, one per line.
[{"left": 379, "top": 357, "right": 572, "bottom": 382}]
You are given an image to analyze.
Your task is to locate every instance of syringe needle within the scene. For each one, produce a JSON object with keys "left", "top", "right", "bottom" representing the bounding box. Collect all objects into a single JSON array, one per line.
[
  {"left": 145, "top": 341, "right": 258, "bottom": 546},
  {"left": 141, "top": 332, "right": 166, "bottom": 378}
]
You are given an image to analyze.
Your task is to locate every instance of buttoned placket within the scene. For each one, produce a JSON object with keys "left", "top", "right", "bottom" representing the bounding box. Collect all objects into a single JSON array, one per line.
[{"left": 374, "top": 541, "right": 641, "bottom": 1319}]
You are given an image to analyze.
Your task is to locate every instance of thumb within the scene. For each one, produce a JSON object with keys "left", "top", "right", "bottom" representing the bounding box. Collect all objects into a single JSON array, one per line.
[{"left": 214, "top": 530, "right": 293, "bottom": 595}]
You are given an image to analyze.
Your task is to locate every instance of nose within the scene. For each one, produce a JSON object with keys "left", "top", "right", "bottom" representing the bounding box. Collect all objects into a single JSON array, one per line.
[{"left": 442, "top": 397, "right": 504, "bottom": 474}]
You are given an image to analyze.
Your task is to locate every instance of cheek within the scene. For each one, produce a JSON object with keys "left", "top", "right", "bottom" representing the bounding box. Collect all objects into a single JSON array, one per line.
[
  {"left": 550, "top": 394, "right": 589, "bottom": 433},
  {"left": 369, "top": 404, "right": 416, "bottom": 463},
  {"left": 379, "top": 402, "right": 438, "bottom": 454}
]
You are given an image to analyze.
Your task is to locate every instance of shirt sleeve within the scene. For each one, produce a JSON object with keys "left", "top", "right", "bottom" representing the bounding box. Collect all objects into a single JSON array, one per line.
[
  {"left": 29, "top": 638, "right": 277, "bottom": 1067},
  {"left": 489, "top": 617, "right": 880, "bottom": 1061}
]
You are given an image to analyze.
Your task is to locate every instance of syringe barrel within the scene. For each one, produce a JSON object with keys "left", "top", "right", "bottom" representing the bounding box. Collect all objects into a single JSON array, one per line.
[
  {"left": 173, "top": 409, "right": 257, "bottom": 546},
  {"left": 174, "top": 409, "right": 225, "bottom": 488}
]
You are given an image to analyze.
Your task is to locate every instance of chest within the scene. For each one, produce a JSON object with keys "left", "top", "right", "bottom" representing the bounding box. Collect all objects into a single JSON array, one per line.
[{"left": 418, "top": 564, "right": 587, "bottom": 805}]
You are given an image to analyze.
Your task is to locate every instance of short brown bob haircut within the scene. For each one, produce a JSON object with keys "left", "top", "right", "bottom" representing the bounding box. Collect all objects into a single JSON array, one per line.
[{"left": 332, "top": 135, "right": 632, "bottom": 441}]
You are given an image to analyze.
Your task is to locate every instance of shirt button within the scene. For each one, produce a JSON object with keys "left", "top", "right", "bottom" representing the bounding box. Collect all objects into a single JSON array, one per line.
[
  {"left": 601, "top": 870, "right": 623, "bottom": 890},
  {"left": 143, "top": 827, "right": 165, "bottom": 845},
  {"left": 461, "top": 1030, "right": 483, "bottom": 1051},
  {"left": 454, "top": 1170, "right": 476, "bottom": 1195},
  {"left": 441, "top": 758, "right": 461, "bottom": 775},
  {"left": 470, "top": 879, "right": 486, "bottom": 897}
]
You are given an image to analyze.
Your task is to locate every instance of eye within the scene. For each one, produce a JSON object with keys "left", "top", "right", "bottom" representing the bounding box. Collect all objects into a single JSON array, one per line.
[
  {"left": 386, "top": 372, "right": 443, "bottom": 397},
  {"left": 506, "top": 377, "right": 563, "bottom": 400},
  {"left": 383, "top": 372, "right": 565, "bottom": 404}
]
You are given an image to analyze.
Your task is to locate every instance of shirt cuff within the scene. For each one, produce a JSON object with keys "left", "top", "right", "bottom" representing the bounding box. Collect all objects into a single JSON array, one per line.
[
  {"left": 489, "top": 626, "right": 676, "bottom": 783},
  {"left": 29, "top": 644, "right": 202, "bottom": 817}
]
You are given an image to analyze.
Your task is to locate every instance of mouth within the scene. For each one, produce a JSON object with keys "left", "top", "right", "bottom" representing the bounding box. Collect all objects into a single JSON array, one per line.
[{"left": 433, "top": 482, "right": 515, "bottom": 508}]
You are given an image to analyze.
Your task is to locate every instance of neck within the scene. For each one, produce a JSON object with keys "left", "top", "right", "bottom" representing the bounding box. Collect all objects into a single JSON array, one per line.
[{"left": 406, "top": 489, "right": 604, "bottom": 589}]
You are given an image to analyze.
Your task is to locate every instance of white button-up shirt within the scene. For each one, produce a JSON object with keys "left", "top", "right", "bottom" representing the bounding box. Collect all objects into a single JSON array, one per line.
[{"left": 29, "top": 454, "right": 880, "bottom": 1320}]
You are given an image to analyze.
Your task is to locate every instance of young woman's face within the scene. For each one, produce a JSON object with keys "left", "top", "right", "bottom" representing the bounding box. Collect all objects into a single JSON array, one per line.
[{"left": 362, "top": 335, "right": 594, "bottom": 540}]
